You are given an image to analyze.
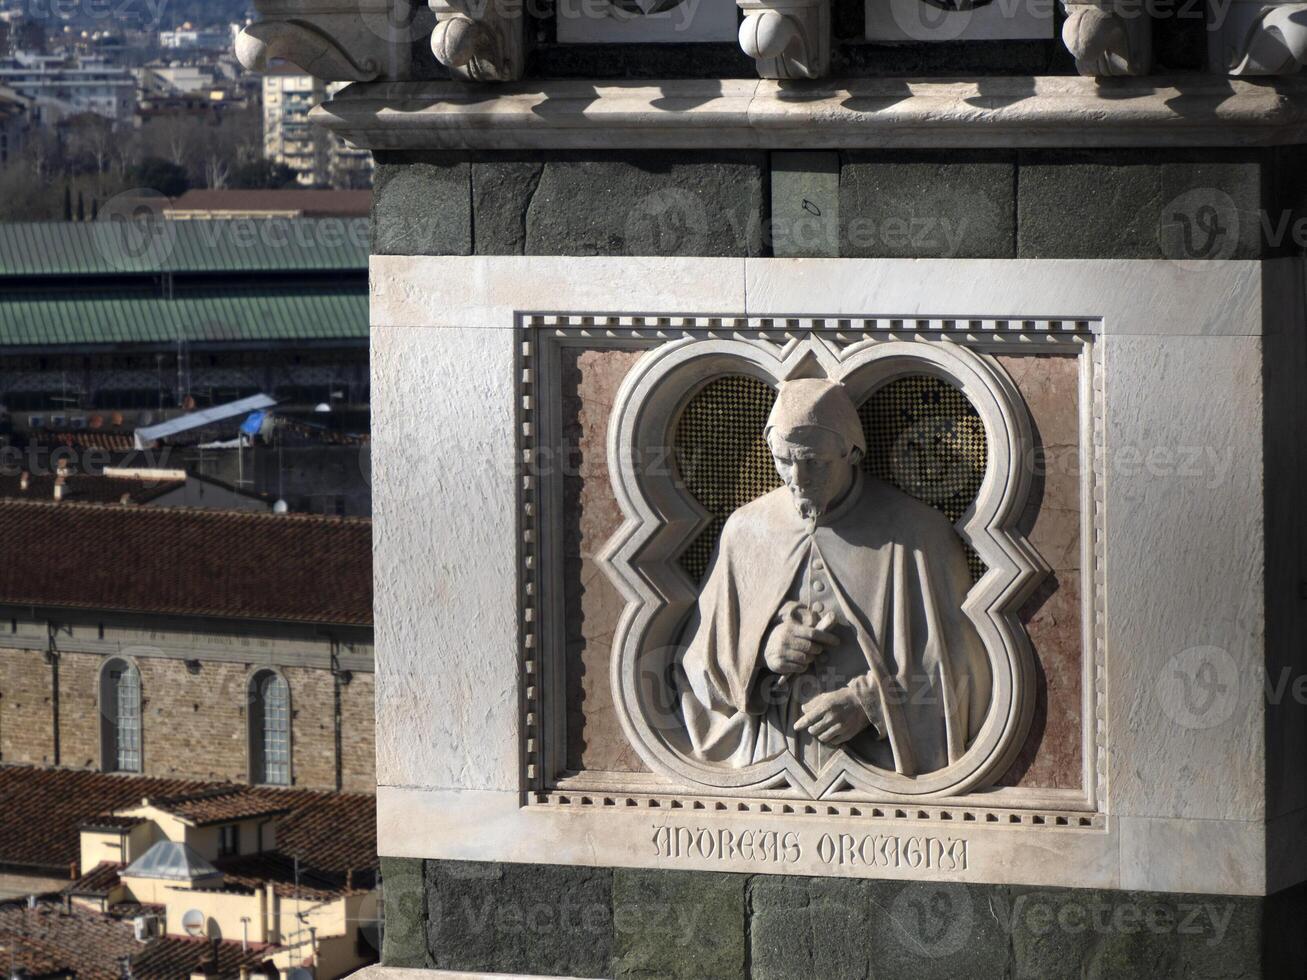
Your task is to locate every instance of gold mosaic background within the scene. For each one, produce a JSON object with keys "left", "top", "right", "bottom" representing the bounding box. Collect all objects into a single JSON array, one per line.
[{"left": 674, "top": 374, "right": 988, "bottom": 582}]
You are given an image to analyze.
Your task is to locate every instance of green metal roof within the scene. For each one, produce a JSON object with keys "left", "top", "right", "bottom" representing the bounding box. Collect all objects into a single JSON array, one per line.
[
  {"left": 0, "top": 219, "right": 368, "bottom": 276},
  {"left": 0, "top": 288, "right": 368, "bottom": 347}
]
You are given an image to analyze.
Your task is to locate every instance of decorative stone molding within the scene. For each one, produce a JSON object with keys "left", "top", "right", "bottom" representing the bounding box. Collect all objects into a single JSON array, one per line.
[
  {"left": 1210, "top": 0, "right": 1307, "bottom": 74},
  {"left": 235, "top": 0, "right": 430, "bottom": 81},
  {"left": 737, "top": 0, "right": 830, "bottom": 79},
  {"left": 313, "top": 76, "right": 1307, "bottom": 150},
  {"left": 1060, "top": 0, "right": 1152, "bottom": 76},
  {"left": 429, "top": 0, "right": 526, "bottom": 81}
]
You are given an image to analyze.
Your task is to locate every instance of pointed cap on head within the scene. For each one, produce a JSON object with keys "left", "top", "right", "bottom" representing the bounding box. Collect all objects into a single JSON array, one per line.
[{"left": 765, "top": 378, "right": 866, "bottom": 455}]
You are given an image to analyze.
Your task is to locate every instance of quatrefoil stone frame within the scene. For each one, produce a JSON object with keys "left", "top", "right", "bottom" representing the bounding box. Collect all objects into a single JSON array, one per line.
[{"left": 596, "top": 332, "right": 1048, "bottom": 800}]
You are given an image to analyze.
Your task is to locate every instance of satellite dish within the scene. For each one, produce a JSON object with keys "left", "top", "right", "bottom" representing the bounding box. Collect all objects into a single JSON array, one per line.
[
  {"left": 181, "top": 908, "right": 206, "bottom": 937},
  {"left": 314, "top": 403, "right": 331, "bottom": 413},
  {"left": 272, "top": 499, "right": 289, "bottom": 514}
]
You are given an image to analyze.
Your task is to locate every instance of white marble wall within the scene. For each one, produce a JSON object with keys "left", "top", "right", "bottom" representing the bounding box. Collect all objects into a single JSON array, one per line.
[{"left": 370, "top": 255, "right": 1303, "bottom": 896}]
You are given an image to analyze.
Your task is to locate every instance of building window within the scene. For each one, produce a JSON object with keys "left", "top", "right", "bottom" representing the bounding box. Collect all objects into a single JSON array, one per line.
[
  {"left": 100, "top": 659, "right": 142, "bottom": 772},
  {"left": 218, "top": 824, "right": 239, "bottom": 857},
  {"left": 250, "top": 670, "right": 290, "bottom": 786}
]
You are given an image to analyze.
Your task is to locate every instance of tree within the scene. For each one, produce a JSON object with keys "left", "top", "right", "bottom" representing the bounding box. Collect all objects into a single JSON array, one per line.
[
  {"left": 63, "top": 113, "right": 115, "bottom": 177},
  {"left": 127, "top": 157, "right": 189, "bottom": 198},
  {"left": 229, "top": 159, "right": 300, "bottom": 189}
]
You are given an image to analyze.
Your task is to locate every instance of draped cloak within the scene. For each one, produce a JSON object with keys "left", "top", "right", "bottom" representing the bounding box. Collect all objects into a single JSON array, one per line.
[{"left": 675, "top": 473, "right": 990, "bottom": 777}]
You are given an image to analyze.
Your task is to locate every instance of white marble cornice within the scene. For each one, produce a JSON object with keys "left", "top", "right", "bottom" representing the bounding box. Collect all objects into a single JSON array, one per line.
[{"left": 314, "top": 75, "right": 1307, "bottom": 149}]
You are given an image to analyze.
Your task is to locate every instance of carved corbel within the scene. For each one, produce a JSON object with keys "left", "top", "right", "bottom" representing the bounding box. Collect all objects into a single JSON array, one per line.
[
  {"left": 1210, "top": 0, "right": 1307, "bottom": 74},
  {"left": 235, "top": 0, "right": 431, "bottom": 81},
  {"left": 1060, "top": 0, "right": 1152, "bottom": 76},
  {"left": 429, "top": 0, "right": 526, "bottom": 81},
  {"left": 737, "top": 0, "right": 830, "bottom": 79}
]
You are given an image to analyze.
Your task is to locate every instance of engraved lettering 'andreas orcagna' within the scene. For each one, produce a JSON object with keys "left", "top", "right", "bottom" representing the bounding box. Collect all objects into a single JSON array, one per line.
[
  {"left": 650, "top": 823, "right": 970, "bottom": 871},
  {"left": 600, "top": 333, "right": 1047, "bottom": 801}
]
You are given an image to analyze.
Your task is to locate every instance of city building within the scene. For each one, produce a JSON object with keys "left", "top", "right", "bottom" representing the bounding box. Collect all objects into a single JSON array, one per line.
[
  {"left": 159, "top": 24, "right": 240, "bottom": 52},
  {"left": 0, "top": 767, "right": 379, "bottom": 976},
  {"left": 262, "top": 67, "right": 371, "bottom": 188},
  {"left": 0, "top": 53, "right": 134, "bottom": 126},
  {"left": 0, "top": 220, "right": 371, "bottom": 514},
  {"left": 0, "top": 500, "right": 374, "bottom": 794}
]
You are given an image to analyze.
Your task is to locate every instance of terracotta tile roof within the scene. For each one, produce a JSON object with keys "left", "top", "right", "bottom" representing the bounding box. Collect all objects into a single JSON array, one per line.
[
  {"left": 0, "top": 471, "right": 181, "bottom": 505},
  {"left": 79, "top": 814, "right": 147, "bottom": 831},
  {"left": 44, "top": 430, "right": 139, "bottom": 451},
  {"left": 67, "top": 861, "right": 122, "bottom": 897},
  {"left": 129, "top": 934, "right": 279, "bottom": 977},
  {"left": 0, "top": 767, "right": 377, "bottom": 880},
  {"left": 0, "top": 499, "right": 372, "bottom": 626},
  {"left": 147, "top": 787, "right": 294, "bottom": 825},
  {"left": 272, "top": 788, "right": 379, "bottom": 874},
  {"left": 214, "top": 852, "right": 374, "bottom": 900},
  {"left": 0, "top": 899, "right": 279, "bottom": 979},
  {"left": 0, "top": 768, "right": 213, "bottom": 874},
  {"left": 0, "top": 899, "right": 140, "bottom": 980}
]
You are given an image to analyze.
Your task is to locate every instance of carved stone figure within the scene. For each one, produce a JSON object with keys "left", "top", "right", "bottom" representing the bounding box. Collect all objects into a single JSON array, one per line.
[{"left": 676, "top": 377, "right": 991, "bottom": 779}]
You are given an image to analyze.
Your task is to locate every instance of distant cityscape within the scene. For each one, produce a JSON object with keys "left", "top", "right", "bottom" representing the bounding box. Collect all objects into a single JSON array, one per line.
[{"left": 0, "top": 2, "right": 371, "bottom": 221}]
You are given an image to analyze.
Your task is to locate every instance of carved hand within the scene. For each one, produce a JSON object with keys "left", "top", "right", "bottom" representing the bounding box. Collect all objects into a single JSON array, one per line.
[
  {"left": 793, "top": 686, "right": 871, "bottom": 745},
  {"left": 763, "top": 601, "right": 838, "bottom": 676}
]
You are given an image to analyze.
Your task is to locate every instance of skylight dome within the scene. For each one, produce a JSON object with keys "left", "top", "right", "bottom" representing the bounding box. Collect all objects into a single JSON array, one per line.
[{"left": 124, "top": 841, "right": 223, "bottom": 883}]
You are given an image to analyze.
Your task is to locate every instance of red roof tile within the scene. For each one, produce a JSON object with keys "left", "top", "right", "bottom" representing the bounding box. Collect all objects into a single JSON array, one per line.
[
  {"left": 148, "top": 787, "right": 293, "bottom": 825},
  {"left": 0, "top": 900, "right": 139, "bottom": 980},
  {"left": 67, "top": 861, "right": 122, "bottom": 897},
  {"left": 0, "top": 767, "right": 377, "bottom": 881},
  {"left": 0, "top": 768, "right": 214, "bottom": 874},
  {"left": 0, "top": 471, "right": 182, "bottom": 505},
  {"left": 0, "top": 900, "right": 280, "bottom": 979},
  {"left": 0, "top": 499, "right": 372, "bottom": 626},
  {"left": 129, "top": 934, "right": 279, "bottom": 977},
  {"left": 214, "top": 851, "right": 373, "bottom": 900}
]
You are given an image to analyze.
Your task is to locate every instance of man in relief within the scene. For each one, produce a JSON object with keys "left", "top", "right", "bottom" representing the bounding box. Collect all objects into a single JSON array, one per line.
[{"left": 676, "top": 378, "right": 991, "bottom": 778}]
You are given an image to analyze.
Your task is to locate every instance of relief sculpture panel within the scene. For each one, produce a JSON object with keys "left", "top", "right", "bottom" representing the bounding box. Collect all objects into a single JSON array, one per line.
[{"left": 578, "top": 329, "right": 1076, "bottom": 803}]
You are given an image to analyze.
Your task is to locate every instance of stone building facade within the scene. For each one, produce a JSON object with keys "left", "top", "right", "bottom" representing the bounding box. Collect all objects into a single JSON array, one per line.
[
  {"left": 0, "top": 502, "right": 375, "bottom": 795},
  {"left": 236, "top": 0, "right": 1307, "bottom": 974},
  {"left": 0, "top": 621, "right": 375, "bottom": 793}
]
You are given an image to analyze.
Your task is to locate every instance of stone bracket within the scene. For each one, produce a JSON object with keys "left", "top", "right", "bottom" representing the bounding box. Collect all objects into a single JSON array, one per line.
[
  {"left": 234, "top": 0, "right": 431, "bottom": 81},
  {"left": 1211, "top": 0, "right": 1307, "bottom": 74},
  {"left": 1060, "top": 0, "right": 1152, "bottom": 76},
  {"left": 430, "top": 0, "right": 527, "bottom": 82},
  {"left": 737, "top": 0, "right": 830, "bottom": 79}
]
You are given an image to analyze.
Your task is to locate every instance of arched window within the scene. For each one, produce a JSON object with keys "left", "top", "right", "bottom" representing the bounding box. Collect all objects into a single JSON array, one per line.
[
  {"left": 100, "top": 658, "right": 141, "bottom": 772},
  {"left": 249, "top": 670, "right": 290, "bottom": 786}
]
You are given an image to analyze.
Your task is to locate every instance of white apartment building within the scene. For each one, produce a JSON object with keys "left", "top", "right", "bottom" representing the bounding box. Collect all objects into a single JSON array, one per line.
[
  {"left": 0, "top": 53, "right": 135, "bottom": 125},
  {"left": 262, "top": 68, "right": 372, "bottom": 188},
  {"left": 158, "top": 24, "right": 236, "bottom": 50}
]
